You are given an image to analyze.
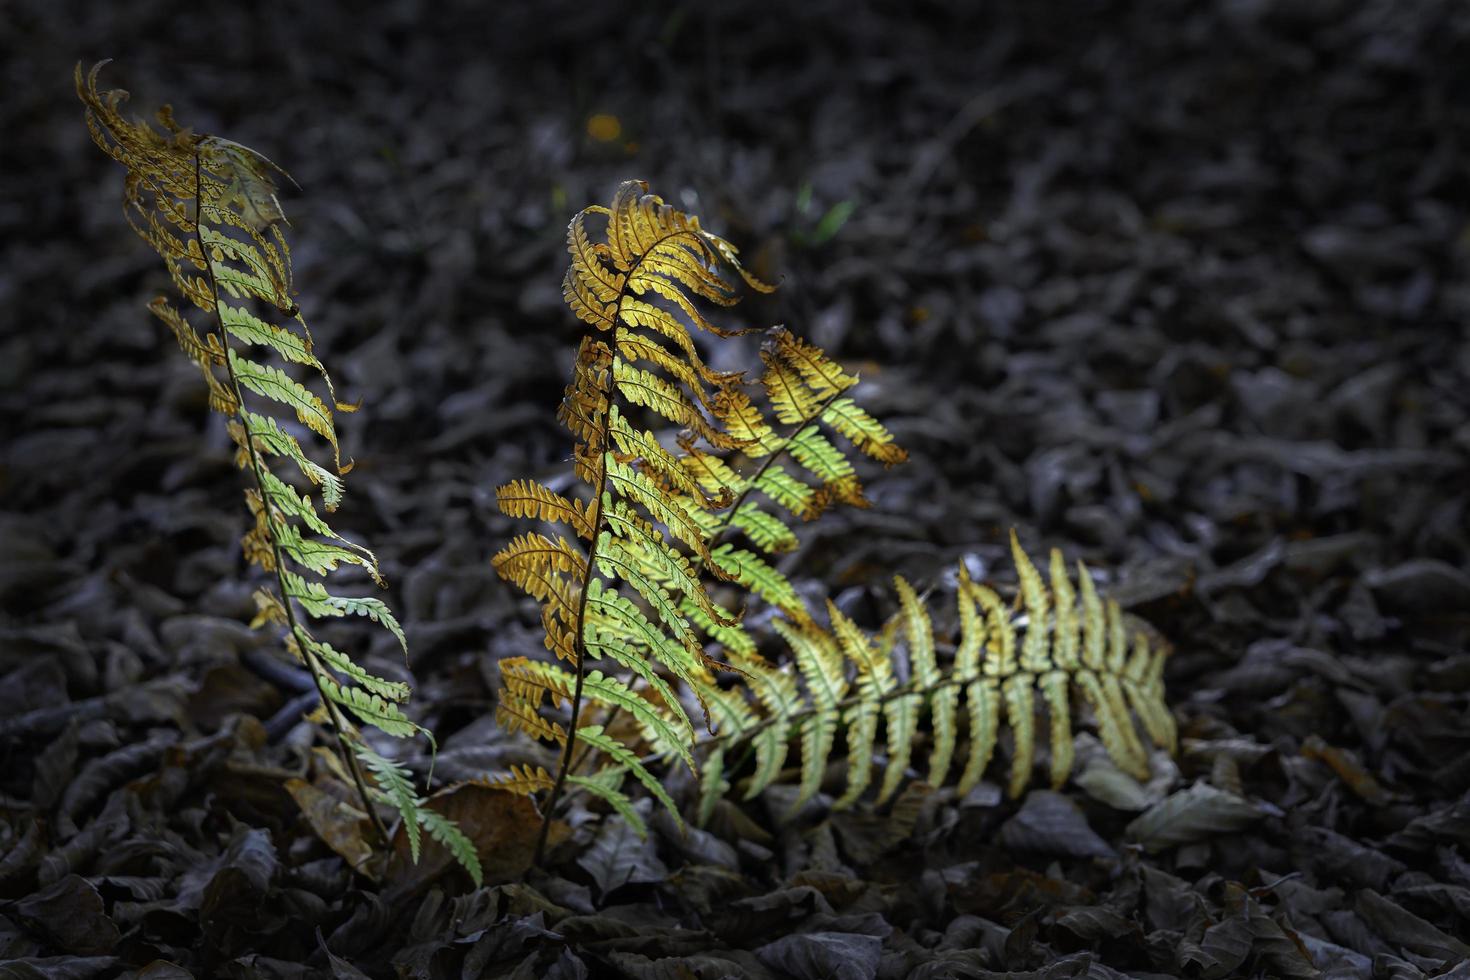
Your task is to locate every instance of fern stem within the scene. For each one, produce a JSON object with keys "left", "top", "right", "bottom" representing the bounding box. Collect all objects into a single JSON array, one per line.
[
  {"left": 531, "top": 333, "right": 620, "bottom": 868},
  {"left": 193, "top": 153, "right": 391, "bottom": 849}
]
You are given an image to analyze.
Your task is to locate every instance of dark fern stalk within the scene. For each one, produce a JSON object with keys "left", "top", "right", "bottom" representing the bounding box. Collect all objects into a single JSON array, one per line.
[{"left": 530, "top": 372, "right": 616, "bottom": 866}]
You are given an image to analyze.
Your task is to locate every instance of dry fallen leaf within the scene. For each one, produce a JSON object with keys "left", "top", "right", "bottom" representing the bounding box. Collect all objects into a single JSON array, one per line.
[
  {"left": 285, "top": 777, "right": 377, "bottom": 880},
  {"left": 384, "top": 782, "right": 546, "bottom": 897}
]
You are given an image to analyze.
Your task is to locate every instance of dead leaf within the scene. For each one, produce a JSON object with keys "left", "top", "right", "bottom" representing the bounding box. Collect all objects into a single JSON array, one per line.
[
  {"left": 1125, "top": 781, "right": 1266, "bottom": 852},
  {"left": 1300, "top": 735, "right": 1393, "bottom": 805},
  {"left": 579, "top": 810, "right": 669, "bottom": 897},
  {"left": 12, "top": 874, "right": 120, "bottom": 954},
  {"left": 997, "top": 791, "right": 1116, "bottom": 859},
  {"left": 285, "top": 777, "right": 377, "bottom": 879},
  {"left": 1355, "top": 888, "right": 1470, "bottom": 964}
]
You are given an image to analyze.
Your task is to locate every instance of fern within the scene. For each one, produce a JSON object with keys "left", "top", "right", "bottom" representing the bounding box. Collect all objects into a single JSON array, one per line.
[
  {"left": 357, "top": 748, "right": 485, "bottom": 887},
  {"left": 491, "top": 181, "right": 902, "bottom": 856},
  {"left": 693, "top": 531, "right": 1177, "bottom": 818},
  {"left": 78, "top": 62, "right": 472, "bottom": 877}
]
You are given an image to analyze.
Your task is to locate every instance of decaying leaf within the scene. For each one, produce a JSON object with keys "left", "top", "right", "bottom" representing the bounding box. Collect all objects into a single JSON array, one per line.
[{"left": 1125, "top": 781, "right": 1267, "bottom": 852}]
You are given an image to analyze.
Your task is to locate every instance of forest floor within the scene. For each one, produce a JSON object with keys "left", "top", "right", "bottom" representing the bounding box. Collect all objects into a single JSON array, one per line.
[{"left": 3, "top": 2, "right": 1470, "bottom": 978}]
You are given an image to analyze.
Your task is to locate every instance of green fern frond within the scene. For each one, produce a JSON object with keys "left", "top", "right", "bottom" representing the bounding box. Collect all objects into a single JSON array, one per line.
[
  {"left": 281, "top": 572, "right": 407, "bottom": 656},
  {"left": 227, "top": 351, "right": 339, "bottom": 465},
  {"left": 418, "top": 808, "right": 484, "bottom": 887},
  {"left": 576, "top": 725, "right": 683, "bottom": 832},
  {"left": 234, "top": 411, "right": 343, "bottom": 509},
  {"left": 78, "top": 61, "right": 468, "bottom": 875},
  {"left": 693, "top": 537, "right": 1174, "bottom": 817},
  {"left": 569, "top": 769, "right": 648, "bottom": 839},
  {"left": 357, "top": 747, "right": 423, "bottom": 861},
  {"left": 294, "top": 629, "right": 409, "bottom": 702},
  {"left": 318, "top": 676, "right": 425, "bottom": 740},
  {"left": 709, "top": 545, "right": 805, "bottom": 620}
]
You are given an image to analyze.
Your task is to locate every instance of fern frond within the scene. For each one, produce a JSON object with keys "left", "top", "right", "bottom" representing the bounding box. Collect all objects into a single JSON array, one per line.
[
  {"left": 767, "top": 327, "right": 857, "bottom": 398},
  {"left": 493, "top": 180, "right": 903, "bottom": 861},
  {"left": 497, "top": 694, "right": 568, "bottom": 745},
  {"left": 762, "top": 352, "right": 830, "bottom": 426},
  {"left": 712, "top": 388, "right": 781, "bottom": 454},
  {"left": 603, "top": 455, "right": 717, "bottom": 563},
  {"left": 821, "top": 397, "right": 908, "bottom": 467},
  {"left": 698, "top": 538, "right": 1174, "bottom": 814},
  {"left": 729, "top": 502, "right": 800, "bottom": 554},
  {"left": 495, "top": 479, "right": 596, "bottom": 540},
  {"left": 568, "top": 768, "right": 648, "bottom": 839},
  {"left": 150, "top": 296, "right": 225, "bottom": 366},
  {"left": 234, "top": 410, "right": 344, "bottom": 510},
  {"left": 592, "top": 533, "right": 705, "bottom": 655},
  {"left": 293, "top": 629, "right": 409, "bottom": 702},
  {"left": 751, "top": 464, "right": 819, "bottom": 520},
  {"left": 492, "top": 533, "right": 587, "bottom": 609},
  {"left": 357, "top": 747, "right": 423, "bottom": 861},
  {"left": 483, "top": 764, "right": 557, "bottom": 796},
  {"left": 271, "top": 519, "right": 384, "bottom": 586},
  {"left": 576, "top": 725, "right": 683, "bottom": 831},
  {"left": 418, "top": 808, "right": 484, "bottom": 888},
  {"left": 788, "top": 425, "right": 865, "bottom": 508},
  {"left": 79, "top": 61, "right": 469, "bottom": 873},
  {"left": 318, "top": 676, "right": 424, "bottom": 739},
  {"left": 228, "top": 351, "right": 339, "bottom": 466},
  {"left": 281, "top": 571, "right": 407, "bottom": 656},
  {"left": 584, "top": 578, "right": 707, "bottom": 686},
  {"left": 681, "top": 597, "right": 758, "bottom": 659},
  {"left": 709, "top": 545, "right": 804, "bottom": 620},
  {"left": 502, "top": 657, "right": 694, "bottom": 771},
  {"left": 731, "top": 657, "right": 802, "bottom": 800}
]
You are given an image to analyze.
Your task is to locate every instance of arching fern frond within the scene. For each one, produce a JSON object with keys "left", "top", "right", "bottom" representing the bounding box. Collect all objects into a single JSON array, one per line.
[
  {"left": 78, "top": 61, "right": 471, "bottom": 876},
  {"left": 695, "top": 533, "right": 1175, "bottom": 818}
]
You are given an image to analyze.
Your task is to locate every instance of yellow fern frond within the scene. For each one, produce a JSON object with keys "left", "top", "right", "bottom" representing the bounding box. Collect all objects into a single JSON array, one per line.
[
  {"left": 483, "top": 764, "right": 559, "bottom": 796},
  {"left": 493, "top": 180, "right": 909, "bottom": 857},
  {"left": 762, "top": 352, "right": 829, "bottom": 426},
  {"left": 492, "top": 533, "right": 588, "bottom": 600},
  {"left": 712, "top": 388, "right": 781, "bottom": 455},
  {"left": 497, "top": 694, "right": 568, "bottom": 746},
  {"left": 767, "top": 327, "right": 857, "bottom": 398},
  {"left": 495, "top": 479, "right": 595, "bottom": 540}
]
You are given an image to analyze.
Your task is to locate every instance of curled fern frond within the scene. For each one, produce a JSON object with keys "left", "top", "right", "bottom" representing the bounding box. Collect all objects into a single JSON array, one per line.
[
  {"left": 696, "top": 533, "right": 1175, "bottom": 818},
  {"left": 78, "top": 61, "right": 470, "bottom": 876},
  {"left": 491, "top": 181, "right": 903, "bottom": 861}
]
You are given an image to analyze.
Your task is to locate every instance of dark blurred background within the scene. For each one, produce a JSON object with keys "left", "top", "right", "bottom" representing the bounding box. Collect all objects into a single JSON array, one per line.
[{"left": 4, "top": 0, "right": 1470, "bottom": 763}]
